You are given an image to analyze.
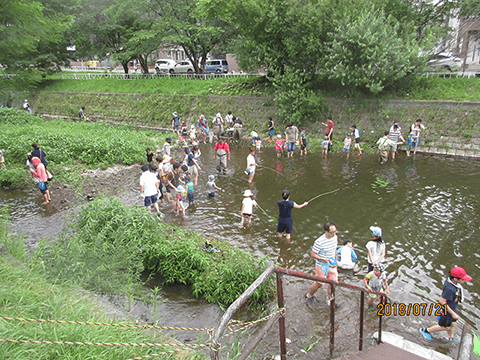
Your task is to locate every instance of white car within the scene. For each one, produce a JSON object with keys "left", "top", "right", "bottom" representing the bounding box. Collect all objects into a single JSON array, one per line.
[
  {"left": 155, "top": 59, "right": 176, "bottom": 73},
  {"left": 171, "top": 61, "right": 194, "bottom": 74},
  {"left": 428, "top": 53, "right": 463, "bottom": 72}
]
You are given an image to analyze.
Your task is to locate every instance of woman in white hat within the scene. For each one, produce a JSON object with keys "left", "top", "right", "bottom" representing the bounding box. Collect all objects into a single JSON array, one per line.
[{"left": 240, "top": 189, "right": 257, "bottom": 226}]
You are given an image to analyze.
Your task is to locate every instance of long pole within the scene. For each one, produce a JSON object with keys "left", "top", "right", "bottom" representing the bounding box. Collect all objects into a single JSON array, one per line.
[{"left": 306, "top": 188, "right": 340, "bottom": 203}]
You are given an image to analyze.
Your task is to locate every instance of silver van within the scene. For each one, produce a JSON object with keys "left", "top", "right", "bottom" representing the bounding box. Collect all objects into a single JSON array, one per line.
[{"left": 205, "top": 59, "right": 228, "bottom": 73}]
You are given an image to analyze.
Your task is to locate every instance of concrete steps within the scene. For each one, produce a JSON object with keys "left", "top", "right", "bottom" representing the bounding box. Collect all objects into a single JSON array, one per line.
[{"left": 400, "top": 136, "right": 480, "bottom": 158}]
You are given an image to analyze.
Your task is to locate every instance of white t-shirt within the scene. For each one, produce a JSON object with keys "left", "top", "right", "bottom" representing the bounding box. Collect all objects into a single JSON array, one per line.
[
  {"left": 242, "top": 197, "right": 257, "bottom": 215},
  {"left": 140, "top": 171, "right": 159, "bottom": 197},
  {"left": 338, "top": 246, "right": 354, "bottom": 269},
  {"left": 247, "top": 154, "right": 256, "bottom": 172},
  {"left": 225, "top": 114, "right": 234, "bottom": 126},
  {"left": 366, "top": 240, "right": 385, "bottom": 264}
]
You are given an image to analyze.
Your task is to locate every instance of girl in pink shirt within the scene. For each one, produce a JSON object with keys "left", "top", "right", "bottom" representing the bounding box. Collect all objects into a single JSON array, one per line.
[{"left": 275, "top": 135, "right": 284, "bottom": 157}]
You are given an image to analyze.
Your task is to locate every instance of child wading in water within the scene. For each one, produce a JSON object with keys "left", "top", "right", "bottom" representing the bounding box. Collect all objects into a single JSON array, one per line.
[
  {"left": 206, "top": 175, "right": 222, "bottom": 197},
  {"left": 342, "top": 133, "right": 352, "bottom": 159},
  {"left": 366, "top": 226, "right": 386, "bottom": 272},
  {"left": 300, "top": 127, "right": 307, "bottom": 155},
  {"left": 277, "top": 189, "right": 308, "bottom": 241},
  {"left": 240, "top": 189, "right": 257, "bottom": 226},
  {"left": 321, "top": 136, "right": 329, "bottom": 155},
  {"left": 275, "top": 135, "right": 284, "bottom": 157},
  {"left": 364, "top": 263, "right": 390, "bottom": 309},
  {"left": 420, "top": 266, "right": 472, "bottom": 342}
]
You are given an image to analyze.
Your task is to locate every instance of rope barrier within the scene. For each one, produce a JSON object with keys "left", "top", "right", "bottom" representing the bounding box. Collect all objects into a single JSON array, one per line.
[
  {"left": 0, "top": 308, "right": 286, "bottom": 359},
  {"left": 0, "top": 339, "right": 210, "bottom": 349},
  {"left": 0, "top": 316, "right": 213, "bottom": 333}
]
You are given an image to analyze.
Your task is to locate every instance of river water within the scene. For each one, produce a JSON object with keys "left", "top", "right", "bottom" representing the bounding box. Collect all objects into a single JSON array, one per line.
[{"left": 3, "top": 142, "right": 480, "bottom": 359}]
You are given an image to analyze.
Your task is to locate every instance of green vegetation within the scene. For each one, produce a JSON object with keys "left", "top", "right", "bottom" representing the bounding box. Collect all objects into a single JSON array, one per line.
[
  {"left": 36, "top": 198, "right": 274, "bottom": 310},
  {"left": 0, "top": 108, "right": 161, "bottom": 188},
  {"left": 36, "top": 75, "right": 480, "bottom": 102},
  {"left": 0, "top": 207, "right": 203, "bottom": 360}
]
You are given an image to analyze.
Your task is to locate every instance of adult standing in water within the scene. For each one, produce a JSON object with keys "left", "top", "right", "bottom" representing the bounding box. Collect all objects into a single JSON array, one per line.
[
  {"left": 31, "top": 143, "right": 47, "bottom": 168},
  {"left": 212, "top": 112, "right": 224, "bottom": 139},
  {"left": 232, "top": 116, "right": 243, "bottom": 140},
  {"left": 322, "top": 116, "right": 335, "bottom": 152},
  {"left": 277, "top": 189, "right": 308, "bottom": 242},
  {"left": 213, "top": 136, "right": 230, "bottom": 174},
  {"left": 306, "top": 221, "right": 339, "bottom": 307},
  {"left": 285, "top": 122, "right": 299, "bottom": 158}
]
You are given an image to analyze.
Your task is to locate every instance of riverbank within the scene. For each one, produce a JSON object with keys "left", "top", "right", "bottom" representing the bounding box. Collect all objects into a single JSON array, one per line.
[{"left": 31, "top": 92, "right": 480, "bottom": 159}]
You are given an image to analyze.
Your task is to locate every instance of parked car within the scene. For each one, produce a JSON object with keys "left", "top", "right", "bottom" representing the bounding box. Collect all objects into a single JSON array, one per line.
[
  {"left": 155, "top": 59, "right": 176, "bottom": 74},
  {"left": 171, "top": 60, "right": 194, "bottom": 74},
  {"left": 205, "top": 59, "right": 229, "bottom": 73},
  {"left": 428, "top": 53, "right": 463, "bottom": 72}
]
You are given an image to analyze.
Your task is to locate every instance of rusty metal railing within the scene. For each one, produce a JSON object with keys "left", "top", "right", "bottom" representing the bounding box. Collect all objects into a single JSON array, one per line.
[{"left": 211, "top": 265, "right": 388, "bottom": 360}]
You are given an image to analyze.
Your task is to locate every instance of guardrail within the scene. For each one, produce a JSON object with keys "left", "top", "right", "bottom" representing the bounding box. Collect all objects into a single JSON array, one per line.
[
  {"left": 58, "top": 70, "right": 260, "bottom": 80},
  {"left": 211, "top": 265, "right": 388, "bottom": 360}
]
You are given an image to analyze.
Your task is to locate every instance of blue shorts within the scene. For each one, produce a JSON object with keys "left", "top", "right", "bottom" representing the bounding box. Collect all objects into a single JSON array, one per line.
[
  {"left": 268, "top": 129, "right": 274, "bottom": 136},
  {"left": 277, "top": 217, "right": 293, "bottom": 234},
  {"left": 438, "top": 315, "right": 456, "bottom": 327},
  {"left": 173, "top": 124, "right": 180, "bottom": 131},
  {"left": 188, "top": 192, "right": 194, "bottom": 203},
  {"left": 165, "top": 186, "right": 172, "bottom": 193},
  {"left": 208, "top": 192, "right": 215, "bottom": 197},
  {"left": 144, "top": 194, "right": 158, "bottom": 207},
  {"left": 342, "top": 147, "right": 350, "bottom": 154},
  {"left": 287, "top": 142, "right": 296, "bottom": 152}
]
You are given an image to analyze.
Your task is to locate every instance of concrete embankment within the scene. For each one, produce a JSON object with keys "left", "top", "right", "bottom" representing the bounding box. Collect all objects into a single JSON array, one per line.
[{"left": 30, "top": 92, "right": 480, "bottom": 159}]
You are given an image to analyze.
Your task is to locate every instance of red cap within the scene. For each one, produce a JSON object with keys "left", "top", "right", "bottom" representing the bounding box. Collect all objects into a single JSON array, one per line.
[{"left": 450, "top": 267, "right": 472, "bottom": 281}]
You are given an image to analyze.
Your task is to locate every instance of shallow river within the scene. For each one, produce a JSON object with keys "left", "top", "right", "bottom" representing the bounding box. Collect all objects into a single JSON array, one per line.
[{"left": 3, "top": 143, "right": 480, "bottom": 359}]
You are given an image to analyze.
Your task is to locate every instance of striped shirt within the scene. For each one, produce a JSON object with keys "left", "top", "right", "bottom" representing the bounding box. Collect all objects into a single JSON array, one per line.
[
  {"left": 389, "top": 128, "right": 402, "bottom": 142},
  {"left": 312, "top": 234, "right": 338, "bottom": 266}
]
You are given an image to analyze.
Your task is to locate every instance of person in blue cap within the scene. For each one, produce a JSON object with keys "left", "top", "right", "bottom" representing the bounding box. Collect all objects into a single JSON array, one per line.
[{"left": 366, "top": 226, "right": 386, "bottom": 273}]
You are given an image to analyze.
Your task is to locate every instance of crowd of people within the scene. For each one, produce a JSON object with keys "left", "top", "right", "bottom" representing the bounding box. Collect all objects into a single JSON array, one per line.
[
  {"left": 135, "top": 110, "right": 471, "bottom": 345},
  {"left": 19, "top": 108, "right": 467, "bottom": 344}
]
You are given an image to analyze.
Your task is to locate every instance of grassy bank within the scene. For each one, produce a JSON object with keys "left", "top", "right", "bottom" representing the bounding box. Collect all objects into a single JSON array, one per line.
[
  {"left": 0, "top": 208, "right": 202, "bottom": 360},
  {"left": 0, "top": 108, "right": 161, "bottom": 189},
  {"left": 35, "top": 74, "right": 480, "bottom": 102}
]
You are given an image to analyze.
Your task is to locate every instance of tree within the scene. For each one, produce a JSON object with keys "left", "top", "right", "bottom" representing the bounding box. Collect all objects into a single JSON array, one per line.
[
  {"left": 150, "top": 0, "right": 235, "bottom": 73},
  {"left": 324, "top": 2, "right": 424, "bottom": 94}
]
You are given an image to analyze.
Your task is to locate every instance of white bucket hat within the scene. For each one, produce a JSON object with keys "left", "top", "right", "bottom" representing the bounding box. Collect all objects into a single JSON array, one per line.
[{"left": 243, "top": 190, "right": 253, "bottom": 197}]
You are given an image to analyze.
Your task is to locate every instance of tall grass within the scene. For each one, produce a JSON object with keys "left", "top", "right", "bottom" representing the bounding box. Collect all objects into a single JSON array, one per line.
[
  {"left": 0, "top": 207, "right": 204, "bottom": 360},
  {"left": 0, "top": 108, "right": 162, "bottom": 188},
  {"left": 35, "top": 198, "right": 274, "bottom": 310}
]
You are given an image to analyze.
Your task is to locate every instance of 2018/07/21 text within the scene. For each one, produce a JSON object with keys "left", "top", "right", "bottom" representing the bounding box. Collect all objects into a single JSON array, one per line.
[{"left": 377, "top": 303, "right": 447, "bottom": 317}]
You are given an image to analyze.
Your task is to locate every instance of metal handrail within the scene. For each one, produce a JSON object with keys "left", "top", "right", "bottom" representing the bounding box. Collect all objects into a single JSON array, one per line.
[{"left": 211, "top": 265, "right": 388, "bottom": 360}]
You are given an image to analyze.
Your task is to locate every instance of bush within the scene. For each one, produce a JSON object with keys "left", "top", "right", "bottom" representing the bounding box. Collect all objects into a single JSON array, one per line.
[{"left": 37, "top": 198, "right": 274, "bottom": 309}]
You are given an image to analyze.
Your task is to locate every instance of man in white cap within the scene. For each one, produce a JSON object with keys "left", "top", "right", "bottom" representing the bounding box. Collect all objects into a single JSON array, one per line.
[
  {"left": 421, "top": 266, "right": 472, "bottom": 342},
  {"left": 212, "top": 112, "right": 224, "bottom": 138}
]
